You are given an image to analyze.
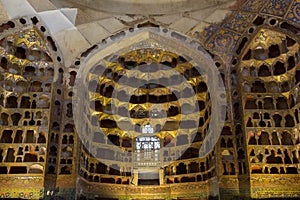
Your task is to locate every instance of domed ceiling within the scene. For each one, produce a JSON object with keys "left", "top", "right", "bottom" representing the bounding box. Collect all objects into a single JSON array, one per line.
[
  {"left": 0, "top": 0, "right": 300, "bottom": 199},
  {"left": 50, "top": 0, "right": 235, "bottom": 15}
]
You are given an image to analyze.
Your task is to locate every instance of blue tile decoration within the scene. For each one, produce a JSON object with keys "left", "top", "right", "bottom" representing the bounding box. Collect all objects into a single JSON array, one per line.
[
  {"left": 206, "top": 29, "right": 241, "bottom": 53},
  {"left": 287, "top": 1, "right": 300, "bottom": 24},
  {"left": 202, "top": 25, "right": 219, "bottom": 42},
  {"left": 262, "top": 0, "right": 293, "bottom": 17},
  {"left": 223, "top": 12, "right": 256, "bottom": 33},
  {"left": 242, "top": 0, "right": 268, "bottom": 12},
  {"left": 202, "top": 0, "right": 300, "bottom": 55}
]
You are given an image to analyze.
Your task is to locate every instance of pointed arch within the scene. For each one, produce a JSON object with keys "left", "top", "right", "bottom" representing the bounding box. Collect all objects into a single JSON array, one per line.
[
  {"left": 238, "top": 28, "right": 300, "bottom": 178},
  {"left": 0, "top": 17, "right": 63, "bottom": 196}
]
